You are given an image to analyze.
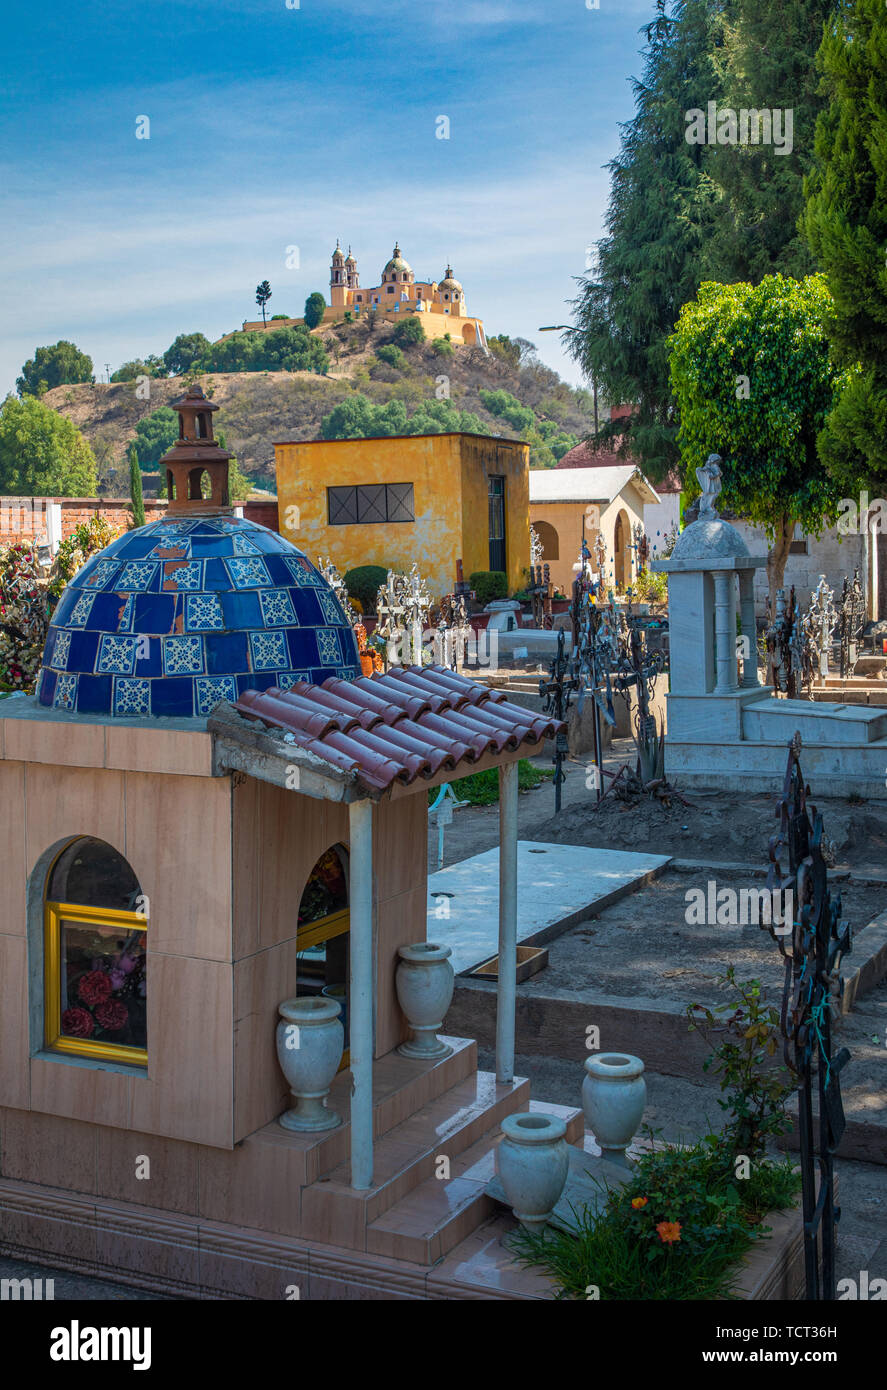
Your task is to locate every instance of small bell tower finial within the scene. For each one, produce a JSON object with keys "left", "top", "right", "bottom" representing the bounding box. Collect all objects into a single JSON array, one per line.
[{"left": 158, "top": 385, "right": 234, "bottom": 518}]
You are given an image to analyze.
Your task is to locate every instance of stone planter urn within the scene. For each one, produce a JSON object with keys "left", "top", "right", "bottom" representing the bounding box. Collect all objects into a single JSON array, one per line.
[
  {"left": 582, "top": 1052, "right": 646, "bottom": 1165},
  {"left": 496, "top": 1112, "right": 569, "bottom": 1232},
  {"left": 276, "top": 997, "right": 344, "bottom": 1132},
  {"left": 395, "top": 942, "right": 454, "bottom": 1060}
]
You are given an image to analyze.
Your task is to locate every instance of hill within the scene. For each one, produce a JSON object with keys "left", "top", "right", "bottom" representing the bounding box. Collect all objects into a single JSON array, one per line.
[{"left": 43, "top": 322, "right": 599, "bottom": 496}]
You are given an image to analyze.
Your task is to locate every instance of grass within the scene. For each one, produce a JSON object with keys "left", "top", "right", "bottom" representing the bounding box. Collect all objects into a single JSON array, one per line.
[
  {"left": 508, "top": 1137, "right": 801, "bottom": 1301},
  {"left": 428, "top": 758, "right": 554, "bottom": 807}
]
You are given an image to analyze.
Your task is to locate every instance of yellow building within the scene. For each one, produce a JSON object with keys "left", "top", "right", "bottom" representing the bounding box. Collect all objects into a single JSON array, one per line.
[
  {"left": 274, "top": 432, "right": 528, "bottom": 599},
  {"left": 529, "top": 464, "right": 660, "bottom": 597},
  {"left": 237, "top": 243, "right": 487, "bottom": 348}
]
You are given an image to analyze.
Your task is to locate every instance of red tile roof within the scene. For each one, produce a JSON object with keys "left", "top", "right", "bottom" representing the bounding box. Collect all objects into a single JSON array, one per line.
[{"left": 232, "top": 665, "right": 563, "bottom": 794}]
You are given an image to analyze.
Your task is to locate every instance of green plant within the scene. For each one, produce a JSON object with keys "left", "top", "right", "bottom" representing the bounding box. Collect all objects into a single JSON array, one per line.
[
  {"left": 128, "top": 443, "right": 146, "bottom": 528},
  {"left": 432, "top": 339, "right": 454, "bottom": 358},
  {"left": 468, "top": 570, "right": 507, "bottom": 605},
  {"left": 343, "top": 564, "right": 389, "bottom": 615},
  {"left": 16, "top": 340, "right": 94, "bottom": 397},
  {"left": 510, "top": 1135, "right": 800, "bottom": 1300},
  {"left": 304, "top": 292, "right": 327, "bottom": 330},
  {"left": 633, "top": 569, "right": 667, "bottom": 603},
  {"left": 0, "top": 542, "right": 51, "bottom": 692},
  {"left": 375, "top": 344, "right": 405, "bottom": 369},
  {"left": 392, "top": 316, "right": 424, "bottom": 347},
  {"left": 687, "top": 966, "right": 795, "bottom": 1160},
  {"left": 429, "top": 759, "right": 553, "bottom": 807}
]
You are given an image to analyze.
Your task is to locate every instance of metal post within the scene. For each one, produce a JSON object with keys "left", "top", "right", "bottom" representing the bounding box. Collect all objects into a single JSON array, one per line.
[
  {"left": 348, "top": 798, "right": 374, "bottom": 1190},
  {"left": 496, "top": 760, "right": 519, "bottom": 1083}
]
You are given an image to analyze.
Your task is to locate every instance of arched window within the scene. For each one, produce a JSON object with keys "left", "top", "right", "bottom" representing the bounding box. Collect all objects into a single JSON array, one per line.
[
  {"left": 44, "top": 838, "right": 148, "bottom": 1066},
  {"left": 166, "top": 469, "right": 176, "bottom": 502},
  {"left": 297, "top": 846, "right": 350, "bottom": 1063},
  {"left": 534, "top": 518, "right": 559, "bottom": 561}
]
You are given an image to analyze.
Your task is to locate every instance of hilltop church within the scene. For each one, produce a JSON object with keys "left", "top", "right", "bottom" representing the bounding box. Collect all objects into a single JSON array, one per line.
[{"left": 238, "top": 242, "right": 487, "bottom": 349}]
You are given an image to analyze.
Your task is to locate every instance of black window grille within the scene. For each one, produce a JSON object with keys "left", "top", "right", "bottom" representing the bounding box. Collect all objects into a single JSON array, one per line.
[{"left": 327, "top": 483, "right": 415, "bottom": 526}]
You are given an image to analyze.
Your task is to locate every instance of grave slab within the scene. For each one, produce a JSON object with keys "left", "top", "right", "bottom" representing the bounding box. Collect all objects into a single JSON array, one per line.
[{"left": 426, "top": 841, "right": 671, "bottom": 976}]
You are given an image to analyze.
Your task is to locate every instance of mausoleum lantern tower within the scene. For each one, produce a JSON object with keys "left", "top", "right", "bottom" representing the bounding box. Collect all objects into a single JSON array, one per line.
[{"left": 160, "top": 385, "right": 233, "bottom": 516}]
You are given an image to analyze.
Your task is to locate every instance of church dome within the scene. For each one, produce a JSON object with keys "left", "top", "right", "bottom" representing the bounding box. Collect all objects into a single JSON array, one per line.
[
  {"left": 345, "top": 249, "right": 357, "bottom": 267},
  {"left": 383, "top": 243, "right": 412, "bottom": 278},
  {"left": 439, "top": 266, "right": 462, "bottom": 294},
  {"left": 35, "top": 517, "right": 361, "bottom": 719},
  {"left": 34, "top": 386, "right": 359, "bottom": 720}
]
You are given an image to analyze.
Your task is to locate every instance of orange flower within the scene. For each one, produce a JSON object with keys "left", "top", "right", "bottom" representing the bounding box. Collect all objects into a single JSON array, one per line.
[
  {"left": 656, "top": 1221, "right": 682, "bottom": 1244},
  {"left": 631, "top": 1197, "right": 648, "bottom": 1209}
]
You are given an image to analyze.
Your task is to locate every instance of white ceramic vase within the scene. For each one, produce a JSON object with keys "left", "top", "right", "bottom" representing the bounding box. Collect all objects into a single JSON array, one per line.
[
  {"left": 276, "top": 996, "right": 344, "bottom": 1132},
  {"left": 496, "top": 1113, "right": 570, "bottom": 1232},
  {"left": 395, "top": 942, "right": 454, "bottom": 1060},
  {"left": 582, "top": 1053, "right": 646, "bottom": 1165}
]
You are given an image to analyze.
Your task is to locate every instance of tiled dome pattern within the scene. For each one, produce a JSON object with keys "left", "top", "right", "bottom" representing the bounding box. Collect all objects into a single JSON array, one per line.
[{"left": 36, "top": 516, "right": 361, "bottom": 719}]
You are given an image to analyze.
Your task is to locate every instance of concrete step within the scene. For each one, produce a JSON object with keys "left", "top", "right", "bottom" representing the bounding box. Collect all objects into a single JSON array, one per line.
[
  {"left": 742, "top": 698, "right": 887, "bottom": 745},
  {"left": 243, "top": 1037, "right": 477, "bottom": 1191},
  {"left": 365, "top": 1099, "right": 584, "bottom": 1264},
  {"left": 298, "top": 1070, "right": 531, "bottom": 1251}
]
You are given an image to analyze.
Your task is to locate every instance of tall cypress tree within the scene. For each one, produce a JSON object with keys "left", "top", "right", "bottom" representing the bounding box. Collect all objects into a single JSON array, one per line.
[
  {"left": 129, "top": 442, "right": 146, "bottom": 528},
  {"left": 568, "top": 0, "right": 731, "bottom": 481},
  {"left": 704, "top": 0, "right": 837, "bottom": 284},
  {"left": 804, "top": 0, "right": 887, "bottom": 489}
]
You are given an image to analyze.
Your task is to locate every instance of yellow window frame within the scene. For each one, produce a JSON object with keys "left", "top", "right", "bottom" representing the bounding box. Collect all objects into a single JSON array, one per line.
[{"left": 44, "top": 900, "right": 149, "bottom": 1067}]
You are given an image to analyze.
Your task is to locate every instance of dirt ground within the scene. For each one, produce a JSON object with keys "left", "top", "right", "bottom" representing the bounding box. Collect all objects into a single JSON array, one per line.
[
  {"left": 524, "top": 865, "right": 885, "bottom": 1007},
  {"left": 430, "top": 739, "right": 887, "bottom": 873}
]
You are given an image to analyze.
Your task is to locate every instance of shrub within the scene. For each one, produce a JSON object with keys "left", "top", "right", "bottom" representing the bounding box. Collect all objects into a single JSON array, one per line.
[
  {"left": 375, "top": 344, "right": 405, "bottom": 369},
  {"left": 392, "top": 316, "right": 425, "bottom": 347},
  {"left": 343, "top": 564, "right": 389, "bottom": 615},
  {"left": 432, "top": 339, "right": 454, "bottom": 358},
  {"left": 468, "top": 570, "right": 508, "bottom": 605},
  {"left": 633, "top": 569, "right": 667, "bottom": 604}
]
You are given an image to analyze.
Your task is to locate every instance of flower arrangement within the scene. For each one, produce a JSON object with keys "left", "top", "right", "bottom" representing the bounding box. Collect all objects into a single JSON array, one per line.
[
  {"left": 61, "top": 933, "right": 146, "bottom": 1047},
  {"left": 0, "top": 541, "right": 52, "bottom": 692}
]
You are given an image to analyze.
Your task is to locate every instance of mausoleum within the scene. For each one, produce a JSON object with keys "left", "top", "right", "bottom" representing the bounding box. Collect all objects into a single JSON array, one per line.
[{"left": 0, "top": 392, "right": 595, "bottom": 1299}]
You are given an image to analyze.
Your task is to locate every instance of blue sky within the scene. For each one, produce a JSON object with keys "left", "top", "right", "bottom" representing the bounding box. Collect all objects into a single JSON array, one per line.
[{"left": 1, "top": 0, "right": 658, "bottom": 397}]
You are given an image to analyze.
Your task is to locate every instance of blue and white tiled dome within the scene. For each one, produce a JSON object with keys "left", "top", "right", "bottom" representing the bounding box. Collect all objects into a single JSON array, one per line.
[{"left": 36, "top": 515, "right": 361, "bottom": 719}]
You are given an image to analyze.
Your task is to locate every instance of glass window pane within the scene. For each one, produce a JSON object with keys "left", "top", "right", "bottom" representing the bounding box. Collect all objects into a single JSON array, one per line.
[
  {"left": 298, "top": 847, "right": 348, "bottom": 926},
  {"left": 48, "top": 838, "right": 141, "bottom": 912},
  {"left": 60, "top": 919, "right": 147, "bottom": 1050}
]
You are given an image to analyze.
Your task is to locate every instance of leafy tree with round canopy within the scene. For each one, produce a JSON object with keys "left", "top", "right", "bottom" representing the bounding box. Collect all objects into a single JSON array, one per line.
[
  {"left": 16, "top": 341, "right": 94, "bottom": 397},
  {"left": 162, "top": 333, "right": 211, "bottom": 378},
  {"left": 0, "top": 395, "right": 97, "bottom": 495},
  {"left": 131, "top": 407, "right": 179, "bottom": 468},
  {"left": 667, "top": 274, "right": 842, "bottom": 606},
  {"left": 803, "top": 0, "right": 887, "bottom": 491},
  {"left": 111, "top": 356, "right": 167, "bottom": 383},
  {"left": 303, "top": 292, "right": 327, "bottom": 329},
  {"left": 391, "top": 316, "right": 424, "bottom": 347}
]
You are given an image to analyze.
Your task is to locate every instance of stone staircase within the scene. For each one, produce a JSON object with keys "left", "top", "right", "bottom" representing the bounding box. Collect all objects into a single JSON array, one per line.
[{"left": 247, "top": 1036, "right": 583, "bottom": 1267}]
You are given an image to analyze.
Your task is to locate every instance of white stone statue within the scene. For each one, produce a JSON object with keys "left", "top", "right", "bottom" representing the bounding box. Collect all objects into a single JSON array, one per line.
[{"left": 696, "top": 453, "right": 723, "bottom": 517}]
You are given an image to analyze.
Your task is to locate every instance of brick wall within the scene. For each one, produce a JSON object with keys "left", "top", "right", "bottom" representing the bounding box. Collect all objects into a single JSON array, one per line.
[{"left": 0, "top": 496, "right": 279, "bottom": 546}]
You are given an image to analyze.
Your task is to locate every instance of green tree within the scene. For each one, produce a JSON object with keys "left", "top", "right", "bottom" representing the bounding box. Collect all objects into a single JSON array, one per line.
[
  {"left": 668, "top": 274, "right": 841, "bottom": 603},
  {"left": 255, "top": 280, "right": 273, "bottom": 326},
  {"left": 375, "top": 344, "right": 405, "bottom": 369},
  {"left": 803, "top": 0, "right": 887, "bottom": 489},
  {"left": 132, "top": 406, "right": 179, "bottom": 468},
  {"left": 193, "top": 326, "right": 328, "bottom": 376},
  {"left": 111, "top": 356, "right": 167, "bottom": 383},
  {"left": 227, "top": 455, "right": 253, "bottom": 502},
  {"left": 16, "top": 341, "right": 94, "bottom": 397},
  {"left": 0, "top": 395, "right": 97, "bottom": 495},
  {"left": 303, "top": 292, "right": 327, "bottom": 329},
  {"left": 320, "top": 393, "right": 490, "bottom": 441},
  {"left": 568, "top": 0, "right": 726, "bottom": 480},
  {"left": 128, "top": 442, "right": 146, "bottom": 527},
  {"left": 163, "top": 333, "right": 211, "bottom": 377},
  {"left": 478, "top": 388, "right": 535, "bottom": 434},
  {"left": 391, "top": 316, "right": 424, "bottom": 347},
  {"left": 703, "top": 0, "right": 836, "bottom": 284}
]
